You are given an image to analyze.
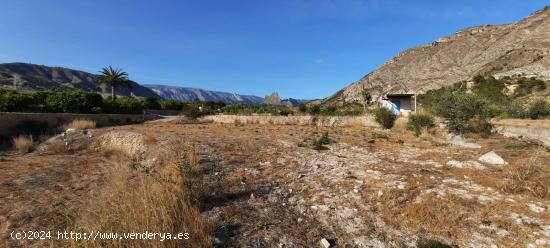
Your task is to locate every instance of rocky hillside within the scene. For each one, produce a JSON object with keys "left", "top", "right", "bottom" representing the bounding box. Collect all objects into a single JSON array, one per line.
[
  {"left": 0, "top": 63, "right": 159, "bottom": 98},
  {"left": 325, "top": 6, "right": 550, "bottom": 105},
  {"left": 145, "top": 84, "right": 264, "bottom": 104}
]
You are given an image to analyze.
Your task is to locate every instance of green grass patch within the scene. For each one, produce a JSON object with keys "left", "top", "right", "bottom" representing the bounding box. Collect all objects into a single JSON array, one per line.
[{"left": 503, "top": 143, "right": 525, "bottom": 150}]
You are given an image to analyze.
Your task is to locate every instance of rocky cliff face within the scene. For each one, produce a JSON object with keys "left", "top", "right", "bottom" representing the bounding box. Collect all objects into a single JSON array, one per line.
[
  {"left": 146, "top": 84, "right": 264, "bottom": 104},
  {"left": 325, "top": 6, "right": 550, "bottom": 105},
  {"left": 0, "top": 63, "right": 159, "bottom": 98},
  {"left": 264, "top": 92, "right": 309, "bottom": 106}
]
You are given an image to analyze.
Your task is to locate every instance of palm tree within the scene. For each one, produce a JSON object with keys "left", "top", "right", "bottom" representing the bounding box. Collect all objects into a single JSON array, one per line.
[{"left": 97, "top": 66, "right": 131, "bottom": 100}]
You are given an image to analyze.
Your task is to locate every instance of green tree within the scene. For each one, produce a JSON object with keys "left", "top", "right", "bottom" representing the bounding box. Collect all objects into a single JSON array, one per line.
[
  {"left": 97, "top": 66, "right": 131, "bottom": 100},
  {"left": 361, "top": 90, "right": 372, "bottom": 112}
]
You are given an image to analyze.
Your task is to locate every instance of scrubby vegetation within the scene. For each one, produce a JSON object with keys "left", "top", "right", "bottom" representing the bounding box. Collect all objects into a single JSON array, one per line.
[
  {"left": 312, "top": 131, "right": 330, "bottom": 150},
  {"left": 528, "top": 98, "right": 550, "bottom": 120},
  {"left": 407, "top": 112, "right": 435, "bottom": 137},
  {"left": 220, "top": 104, "right": 292, "bottom": 115},
  {"left": 319, "top": 103, "right": 364, "bottom": 116},
  {"left": 0, "top": 89, "right": 228, "bottom": 115},
  {"left": 374, "top": 107, "right": 397, "bottom": 129},
  {"left": 419, "top": 75, "right": 549, "bottom": 133}
]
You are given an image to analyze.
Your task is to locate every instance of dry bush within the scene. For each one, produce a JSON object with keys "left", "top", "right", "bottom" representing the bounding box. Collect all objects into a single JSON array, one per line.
[
  {"left": 66, "top": 119, "right": 96, "bottom": 130},
  {"left": 496, "top": 151, "right": 550, "bottom": 199},
  {"left": 234, "top": 119, "right": 244, "bottom": 127},
  {"left": 13, "top": 135, "right": 33, "bottom": 154},
  {"left": 66, "top": 140, "right": 212, "bottom": 247}
]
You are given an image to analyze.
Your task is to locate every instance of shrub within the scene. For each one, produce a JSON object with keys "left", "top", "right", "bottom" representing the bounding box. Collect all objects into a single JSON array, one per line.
[
  {"left": 141, "top": 97, "right": 161, "bottom": 110},
  {"left": 44, "top": 90, "right": 103, "bottom": 113},
  {"left": 183, "top": 105, "right": 201, "bottom": 119},
  {"left": 467, "top": 115, "right": 492, "bottom": 135},
  {"left": 13, "top": 135, "right": 33, "bottom": 154},
  {"left": 308, "top": 105, "right": 321, "bottom": 115},
  {"left": 298, "top": 104, "right": 307, "bottom": 113},
  {"left": 312, "top": 132, "right": 330, "bottom": 150},
  {"left": 66, "top": 119, "right": 96, "bottom": 130},
  {"left": 407, "top": 113, "right": 435, "bottom": 137},
  {"left": 431, "top": 91, "right": 493, "bottom": 133},
  {"left": 528, "top": 98, "right": 550, "bottom": 120},
  {"left": 374, "top": 107, "right": 397, "bottom": 129},
  {"left": 279, "top": 109, "right": 290, "bottom": 116},
  {"left": 159, "top": 99, "right": 185, "bottom": 110},
  {"left": 116, "top": 97, "right": 145, "bottom": 114},
  {"left": 320, "top": 106, "right": 337, "bottom": 115},
  {"left": 0, "top": 89, "right": 36, "bottom": 112},
  {"left": 472, "top": 75, "right": 508, "bottom": 104}
]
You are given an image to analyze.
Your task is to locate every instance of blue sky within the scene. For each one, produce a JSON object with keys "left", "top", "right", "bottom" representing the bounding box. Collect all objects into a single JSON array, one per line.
[{"left": 0, "top": 0, "right": 547, "bottom": 99}]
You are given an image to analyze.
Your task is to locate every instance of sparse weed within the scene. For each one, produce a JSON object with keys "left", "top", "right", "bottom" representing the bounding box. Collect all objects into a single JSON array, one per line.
[
  {"left": 0, "top": 151, "right": 5, "bottom": 161},
  {"left": 397, "top": 139, "right": 405, "bottom": 144},
  {"left": 312, "top": 132, "right": 330, "bottom": 150},
  {"left": 417, "top": 239, "right": 452, "bottom": 248},
  {"left": 371, "top": 132, "right": 389, "bottom": 140},
  {"left": 65, "top": 119, "right": 96, "bottom": 130},
  {"left": 481, "top": 220, "right": 492, "bottom": 226},
  {"left": 13, "top": 135, "right": 33, "bottom": 154},
  {"left": 503, "top": 143, "right": 524, "bottom": 150}
]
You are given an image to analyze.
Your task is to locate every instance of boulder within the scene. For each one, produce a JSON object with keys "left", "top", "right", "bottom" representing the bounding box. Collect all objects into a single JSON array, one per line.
[
  {"left": 445, "top": 133, "right": 481, "bottom": 149},
  {"left": 447, "top": 160, "right": 486, "bottom": 169},
  {"left": 320, "top": 238, "right": 331, "bottom": 248},
  {"left": 478, "top": 151, "right": 506, "bottom": 166}
]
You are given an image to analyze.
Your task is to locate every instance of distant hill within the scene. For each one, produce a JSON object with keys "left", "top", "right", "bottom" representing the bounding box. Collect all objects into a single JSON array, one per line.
[
  {"left": 145, "top": 84, "right": 265, "bottom": 104},
  {"left": 0, "top": 63, "right": 160, "bottom": 98},
  {"left": 325, "top": 6, "right": 550, "bottom": 105}
]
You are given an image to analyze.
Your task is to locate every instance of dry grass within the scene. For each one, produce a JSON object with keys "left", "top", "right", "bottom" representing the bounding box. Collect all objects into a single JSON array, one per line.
[
  {"left": 46, "top": 140, "right": 69, "bottom": 154},
  {"left": 12, "top": 135, "right": 33, "bottom": 154},
  {"left": 496, "top": 150, "right": 550, "bottom": 199},
  {"left": 66, "top": 119, "right": 96, "bottom": 130},
  {"left": 66, "top": 139, "right": 212, "bottom": 247}
]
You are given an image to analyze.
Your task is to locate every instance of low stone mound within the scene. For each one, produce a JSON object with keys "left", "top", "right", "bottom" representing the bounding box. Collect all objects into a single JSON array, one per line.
[
  {"left": 98, "top": 131, "right": 148, "bottom": 159},
  {"left": 35, "top": 128, "right": 94, "bottom": 154}
]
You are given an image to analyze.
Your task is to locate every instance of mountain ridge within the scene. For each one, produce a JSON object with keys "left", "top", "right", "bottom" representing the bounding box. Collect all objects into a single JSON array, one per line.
[
  {"left": 144, "top": 84, "right": 265, "bottom": 104},
  {"left": 0, "top": 62, "right": 159, "bottom": 98}
]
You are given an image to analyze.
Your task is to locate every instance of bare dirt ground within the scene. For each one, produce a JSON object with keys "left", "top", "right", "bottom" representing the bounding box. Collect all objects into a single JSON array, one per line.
[{"left": 1, "top": 119, "right": 549, "bottom": 247}]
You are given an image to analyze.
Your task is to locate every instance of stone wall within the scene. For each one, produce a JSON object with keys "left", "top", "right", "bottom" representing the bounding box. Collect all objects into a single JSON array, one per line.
[
  {"left": 200, "top": 114, "right": 378, "bottom": 127},
  {"left": 0, "top": 112, "right": 159, "bottom": 146},
  {"left": 491, "top": 119, "right": 550, "bottom": 148}
]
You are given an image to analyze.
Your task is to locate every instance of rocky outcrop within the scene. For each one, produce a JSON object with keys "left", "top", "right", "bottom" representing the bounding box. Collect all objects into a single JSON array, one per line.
[
  {"left": 264, "top": 92, "right": 282, "bottom": 105},
  {"left": 325, "top": 6, "right": 550, "bottom": 105}
]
